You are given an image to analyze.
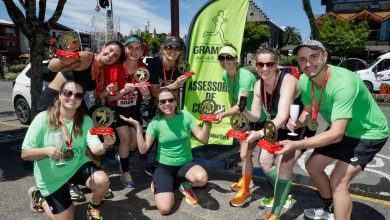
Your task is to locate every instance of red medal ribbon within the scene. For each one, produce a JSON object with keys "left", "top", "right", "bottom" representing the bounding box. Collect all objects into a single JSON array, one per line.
[
  {"left": 93, "top": 54, "right": 104, "bottom": 98},
  {"left": 59, "top": 113, "right": 73, "bottom": 150},
  {"left": 123, "top": 61, "right": 138, "bottom": 84},
  {"left": 262, "top": 72, "right": 279, "bottom": 114},
  {"left": 162, "top": 62, "right": 175, "bottom": 86},
  {"left": 311, "top": 66, "right": 331, "bottom": 120}
]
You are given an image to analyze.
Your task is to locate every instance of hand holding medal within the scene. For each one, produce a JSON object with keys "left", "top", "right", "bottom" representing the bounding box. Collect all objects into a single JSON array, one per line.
[
  {"left": 199, "top": 99, "right": 219, "bottom": 122},
  {"left": 134, "top": 67, "right": 151, "bottom": 87},
  {"left": 178, "top": 60, "right": 195, "bottom": 78},
  {"left": 226, "top": 96, "right": 249, "bottom": 141},
  {"left": 90, "top": 107, "right": 115, "bottom": 135}
]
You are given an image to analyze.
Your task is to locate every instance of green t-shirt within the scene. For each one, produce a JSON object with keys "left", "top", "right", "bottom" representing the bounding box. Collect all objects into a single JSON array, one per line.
[
  {"left": 22, "top": 111, "right": 101, "bottom": 196},
  {"left": 222, "top": 68, "right": 266, "bottom": 122},
  {"left": 300, "top": 65, "right": 388, "bottom": 139},
  {"left": 146, "top": 110, "right": 197, "bottom": 166}
]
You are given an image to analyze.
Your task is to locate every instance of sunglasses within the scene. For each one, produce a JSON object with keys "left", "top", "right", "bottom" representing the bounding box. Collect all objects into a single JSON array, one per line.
[
  {"left": 164, "top": 45, "right": 181, "bottom": 52},
  {"left": 61, "top": 89, "right": 84, "bottom": 100},
  {"left": 218, "top": 55, "right": 235, "bottom": 62},
  {"left": 159, "top": 98, "right": 175, "bottom": 104},
  {"left": 255, "top": 62, "right": 276, "bottom": 68}
]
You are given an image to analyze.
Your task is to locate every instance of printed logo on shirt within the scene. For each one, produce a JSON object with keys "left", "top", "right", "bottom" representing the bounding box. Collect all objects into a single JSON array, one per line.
[{"left": 350, "top": 156, "right": 359, "bottom": 162}]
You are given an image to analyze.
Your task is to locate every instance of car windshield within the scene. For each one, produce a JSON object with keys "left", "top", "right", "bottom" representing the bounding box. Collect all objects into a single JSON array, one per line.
[{"left": 367, "top": 57, "right": 381, "bottom": 69}]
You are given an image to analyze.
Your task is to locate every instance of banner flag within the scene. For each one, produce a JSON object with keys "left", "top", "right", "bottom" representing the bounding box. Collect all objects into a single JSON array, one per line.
[{"left": 184, "top": 0, "right": 249, "bottom": 147}]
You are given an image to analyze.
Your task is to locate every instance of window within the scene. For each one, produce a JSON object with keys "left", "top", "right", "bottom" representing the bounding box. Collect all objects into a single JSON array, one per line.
[
  {"left": 5, "top": 27, "right": 16, "bottom": 35},
  {"left": 6, "top": 41, "right": 16, "bottom": 47}
]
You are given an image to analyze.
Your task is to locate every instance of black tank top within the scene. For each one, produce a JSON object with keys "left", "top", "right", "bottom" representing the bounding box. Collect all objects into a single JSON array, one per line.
[
  {"left": 260, "top": 71, "right": 303, "bottom": 119},
  {"left": 62, "top": 55, "right": 95, "bottom": 91}
]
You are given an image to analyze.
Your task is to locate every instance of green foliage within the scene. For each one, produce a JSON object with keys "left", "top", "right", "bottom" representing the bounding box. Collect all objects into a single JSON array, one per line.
[
  {"left": 242, "top": 65, "right": 259, "bottom": 80},
  {"left": 279, "top": 55, "right": 297, "bottom": 66},
  {"left": 282, "top": 26, "right": 301, "bottom": 46},
  {"left": 242, "top": 21, "right": 270, "bottom": 55},
  {"left": 319, "top": 17, "right": 369, "bottom": 57},
  {"left": 9, "top": 64, "right": 27, "bottom": 73},
  {"left": 4, "top": 72, "right": 18, "bottom": 80},
  {"left": 141, "top": 33, "right": 162, "bottom": 56}
]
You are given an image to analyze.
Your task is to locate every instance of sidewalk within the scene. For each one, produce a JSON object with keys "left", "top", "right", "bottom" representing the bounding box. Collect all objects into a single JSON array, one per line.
[{"left": 0, "top": 140, "right": 389, "bottom": 220}]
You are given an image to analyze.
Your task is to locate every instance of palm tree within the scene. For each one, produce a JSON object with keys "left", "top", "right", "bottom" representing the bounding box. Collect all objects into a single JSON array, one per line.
[
  {"left": 302, "top": 0, "right": 320, "bottom": 40},
  {"left": 282, "top": 26, "right": 302, "bottom": 46}
]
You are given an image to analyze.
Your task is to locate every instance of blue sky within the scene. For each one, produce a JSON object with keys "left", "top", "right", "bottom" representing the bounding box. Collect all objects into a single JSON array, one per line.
[{"left": 0, "top": 0, "right": 324, "bottom": 41}]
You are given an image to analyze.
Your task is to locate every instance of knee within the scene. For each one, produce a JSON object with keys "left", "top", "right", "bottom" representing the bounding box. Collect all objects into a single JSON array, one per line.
[
  {"left": 259, "top": 161, "right": 273, "bottom": 173},
  {"left": 192, "top": 171, "right": 208, "bottom": 186},
  {"left": 158, "top": 205, "right": 172, "bottom": 215},
  {"left": 329, "top": 175, "right": 350, "bottom": 194},
  {"left": 305, "top": 159, "right": 316, "bottom": 175},
  {"left": 93, "top": 171, "right": 110, "bottom": 189}
]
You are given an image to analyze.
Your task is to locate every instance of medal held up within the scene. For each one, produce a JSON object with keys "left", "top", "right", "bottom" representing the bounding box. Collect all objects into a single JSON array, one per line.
[
  {"left": 56, "top": 31, "right": 81, "bottom": 59},
  {"left": 198, "top": 99, "right": 219, "bottom": 122},
  {"left": 178, "top": 60, "right": 195, "bottom": 78},
  {"left": 90, "top": 106, "right": 115, "bottom": 136},
  {"left": 226, "top": 96, "right": 249, "bottom": 141},
  {"left": 134, "top": 67, "right": 151, "bottom": 87}
]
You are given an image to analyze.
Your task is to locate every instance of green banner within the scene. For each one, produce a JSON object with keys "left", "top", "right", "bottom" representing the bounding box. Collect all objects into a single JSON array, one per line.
[{"left": 184, "top": 0, "right": 249, "bottom": 147}]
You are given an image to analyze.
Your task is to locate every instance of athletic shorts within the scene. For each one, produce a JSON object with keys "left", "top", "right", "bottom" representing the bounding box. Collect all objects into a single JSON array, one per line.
[
  {"left": 108, "top": 105, "right": 142, "bottom": 128},
  {"left": 152, "top": 161, "right": 198, "bottom": 194},
  {"left": 44, "top": 162, "right": 100, "bottom": 214},
  {"left": 313, "top": 136, "right": 388, "bottom": 170}
]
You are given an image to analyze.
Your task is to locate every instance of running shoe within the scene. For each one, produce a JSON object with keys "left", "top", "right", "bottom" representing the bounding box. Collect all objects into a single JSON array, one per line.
[
  {"left": 87, "top": 204, "right": 102, "bottom": 220},
  {"left": 27, "top": 186, "right": 44, "bottom": 213},
  {"left": 259, "top": 195, "right": 292, "bottom": 208},
  {"left": 304, "top": 206, "right": 335, "bottom": 220},
  {"left": 230, "top": 178, "right": 255, "bottom": 191},
  {"left": 120, "top": 175, "right": 136, "bottom": 188},
  {"left": 179, "top": 183, "right": 198, "bottom": 205},
  {"left": 104, "top": 187, "right": 114, "bottom": 199},
  {"left": 229, "top": 189, "right": 251, "bottom": 207},
  {"left": 265, "top": 212, "right": 279, "bottom": 220},
  {"left": 69, "top": 183, "right": 86, "bottom": 202}
]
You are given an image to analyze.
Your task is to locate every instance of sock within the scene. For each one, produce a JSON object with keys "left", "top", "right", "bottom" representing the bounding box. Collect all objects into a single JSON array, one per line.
[
  {"left": 265, "top": 167, "right": 277, "bottom": 188},
  {"left": 271, "top": 178, "right": 292, "bottom": 217},
  {"left": 88, "top": 201, "right": 101, "bottom": 209},
  {"left": 320, "top": 196, "right": 333, "bottom": 213},
  {"left": 183, "top": 181, "right": 192, "bottom": 189},
  {"left": 120, "top": 156, "right": 129, "bottom": 173},
  {"left": 242, "top": 174, "right": 252, "bottom": 193}
]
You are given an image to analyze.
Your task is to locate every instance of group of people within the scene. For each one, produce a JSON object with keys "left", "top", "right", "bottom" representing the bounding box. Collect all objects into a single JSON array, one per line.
[{"left": 21, "top": 37, "right": 388, "bottom": 220}]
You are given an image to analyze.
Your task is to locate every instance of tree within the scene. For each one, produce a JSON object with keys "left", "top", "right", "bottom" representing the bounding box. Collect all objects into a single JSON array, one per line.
[
  {"left": 282, "top": 26, "right": 302, "bottom": 46},
  {"left": 302, "top": 0, "right": 320, "bottom": 40},
  {"left": 141, "top": 33, "right": 162, "bottom": 56},
  {"left": 3, "top": 0, "right": 67, "bottom": 119},
  {"left": 242, "top": 21, "right": 270, "bottom": 64},
  {"left": 319, "top": 17, "right": 369, "bottom": 57}
]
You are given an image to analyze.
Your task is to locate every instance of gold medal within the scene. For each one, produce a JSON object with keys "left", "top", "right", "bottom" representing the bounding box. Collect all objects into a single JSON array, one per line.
[
  {"left": 230, "top": 113, "right": 249, "bottom": 132},
  {"left": 263, "top": 120, "right": 278, "bottom": 143},
  {"left": 308, "top": 119, "right": 319, "bottom": 131}
]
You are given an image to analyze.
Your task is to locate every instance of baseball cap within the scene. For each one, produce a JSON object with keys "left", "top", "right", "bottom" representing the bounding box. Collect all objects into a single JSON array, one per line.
[
  {"left": 293, "top": 39, "right": 326, "bottom": 55},
  {"left": 124, "top": 35, "right": 142, "bottom": 46},
  {"left": 164, "top": 37, "right": 181, "bottom": 47}
]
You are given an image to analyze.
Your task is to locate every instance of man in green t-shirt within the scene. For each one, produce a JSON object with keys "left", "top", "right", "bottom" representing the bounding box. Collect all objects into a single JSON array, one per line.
[{"left": 276, "top": 40, "right": 388, "bottom": 220}]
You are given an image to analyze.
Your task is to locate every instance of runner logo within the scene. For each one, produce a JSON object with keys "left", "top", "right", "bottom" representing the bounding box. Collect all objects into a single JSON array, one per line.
[
  {"left": 350, "top": 156, "right": 359, "bottom": 162},
  {"left": 203, "top": 10, "right": 228, "bottom": 44}
]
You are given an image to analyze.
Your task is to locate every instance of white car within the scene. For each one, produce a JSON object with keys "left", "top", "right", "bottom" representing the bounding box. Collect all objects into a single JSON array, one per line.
[{"left": 12, "top": 61, "right": 51, "bottom": 124}]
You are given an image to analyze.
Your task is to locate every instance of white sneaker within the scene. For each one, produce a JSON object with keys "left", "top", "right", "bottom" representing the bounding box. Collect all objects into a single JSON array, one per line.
[{"left": 304, "top": 206, "right": 334, "bottom": 220}]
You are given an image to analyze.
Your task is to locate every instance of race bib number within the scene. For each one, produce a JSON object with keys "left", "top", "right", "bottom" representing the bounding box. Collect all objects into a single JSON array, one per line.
[{"left": 117, "top": 99, "right": 136, "bottom": 107}]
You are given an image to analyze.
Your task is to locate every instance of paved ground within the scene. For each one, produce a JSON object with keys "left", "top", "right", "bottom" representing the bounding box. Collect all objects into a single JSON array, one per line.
[{"left": 0, "top": 130, "right": 389, "bottom": 220}]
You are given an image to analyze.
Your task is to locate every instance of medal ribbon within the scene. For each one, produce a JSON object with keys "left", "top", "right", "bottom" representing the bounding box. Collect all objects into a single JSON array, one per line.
[
  {"left": 94, "top": 54, "right": 104, "bottom": 98},
  {"left": 162, "top": 62, "right": 175, "bottom": 86},
  {"left": 227, "top": 67, "right": 238, "bottom": 106},
  {"left": 123, "top": 61, "right": 138, "bottom": 83},
  {"left": 262, "top": 72, "right": 279, "bottom": 115},
  {"left": 59, "top": 113, "right": 73, "bottom": 150},
  {"left": 311, "top": 67, "right": 331, "bottom": 121}
]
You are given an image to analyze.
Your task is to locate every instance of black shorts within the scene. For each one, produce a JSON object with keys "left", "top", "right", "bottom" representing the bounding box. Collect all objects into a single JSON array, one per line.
[
  {"left": 152, "top": 162, "right": 198, "bottom": 194},
  {"left": 43, "top": 162, "right": 100, "bottom": 214},
  {"left": 108, "top": 105, "right": 142, "bottom": 128},
  {"left": 314, "top": 136, "right": 388, "bottom": 170}
]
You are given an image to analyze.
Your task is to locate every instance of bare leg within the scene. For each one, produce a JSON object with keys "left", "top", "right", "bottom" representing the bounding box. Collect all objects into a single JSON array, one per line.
[
  {"left": 185, "top": 165, "right": 208, "bottom": 187},
  {"left": 41, "top": 200, "right": 75, "bottom": 220},
  {"left": 85, "top": 170, "right": 110, "bottom": 204},
  {"left": 330, "top": 161, "right": 362, "bottom": 220},
  {"left": 155, "top": 192, "right": 175, "bottom": 215},
  {"left": 305, "top": 153, "right": 335, "bottom": 198}
]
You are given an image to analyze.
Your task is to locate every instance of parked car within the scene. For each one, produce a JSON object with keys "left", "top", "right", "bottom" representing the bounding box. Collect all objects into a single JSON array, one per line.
[
  {"left": 12, "top": 61, "right": 52, "bottom": 124},
  {"left": 356, "top": 52, "right": 390, "bottom": 93},
  {"left": 337, "top": 58, "right": 367, "bottom": 72},
  {"left": 279, "top": 66, "right": 301, "bottom": 79}
]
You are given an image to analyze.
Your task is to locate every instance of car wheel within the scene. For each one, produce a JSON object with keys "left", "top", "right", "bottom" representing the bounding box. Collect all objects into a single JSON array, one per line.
[
  {"left": 363, "top": 81, "right": 373, "bottom": 93},
  {"left": 15, "top": 97, "right": 31, "bottom": 125}
]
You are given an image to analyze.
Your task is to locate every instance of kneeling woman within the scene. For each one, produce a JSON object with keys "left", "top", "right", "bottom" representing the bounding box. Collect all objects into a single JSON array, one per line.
[
  {"left": 21, "top": 80, "right": 115, "bottom": 220},
  {"left": 120, "top": 88, "right": 211, "bottom": 215}
]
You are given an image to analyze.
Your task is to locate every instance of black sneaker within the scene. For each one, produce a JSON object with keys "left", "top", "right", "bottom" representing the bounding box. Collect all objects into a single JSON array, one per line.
[
  {"left": 69, "top": 184, "right": 86, "bottom": 202},
  {"left": 28, "top": 186, "right": 44, "bottom": 213},
  {"left": 87, "top": 204, "right": 102, "bottom": 220},
  {"left": 104, "top": 187, "right": 114, "bottom": 199},
  {"left": 144, "top": 166, "right": 154, "bottom": 176}
]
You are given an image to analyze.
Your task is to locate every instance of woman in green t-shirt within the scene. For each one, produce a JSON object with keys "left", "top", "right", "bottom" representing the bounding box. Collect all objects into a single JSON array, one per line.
[
  {"left": 120, "top": 88, "right": 211, "bottom": 215},
  {"left": 22, "top": 80, "right": 115, "bottom": 220}
]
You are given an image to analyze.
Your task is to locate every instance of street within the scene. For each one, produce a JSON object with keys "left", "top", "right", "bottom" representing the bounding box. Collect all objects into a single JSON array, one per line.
[{"left": 0, "top": 80, "right": 389, "bottom": 219}]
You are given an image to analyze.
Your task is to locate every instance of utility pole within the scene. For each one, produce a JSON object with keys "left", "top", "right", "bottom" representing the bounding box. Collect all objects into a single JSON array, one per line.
[{"left": 171, "top": 0, "right": 179, "bottom": 37}]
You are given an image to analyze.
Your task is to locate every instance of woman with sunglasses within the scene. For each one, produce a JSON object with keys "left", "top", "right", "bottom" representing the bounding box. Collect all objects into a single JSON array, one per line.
[
  {"left": 22, "top": 80, "right": 116, "bottom": 220},
  {"left": 119, "top": 88, "right": 211, "bottom": 215},
  {"left": 38, "top": 40, "right": 124, "bottom": 201},
  {"left": 101, "top": 35, "right": 151, "bottom": 188},
  {"left": 145, "top": 36, "right": 190, "bottom": 176},
  {"left": 215, "top": 44, "right": 267, "bottom": 207},
  {"left": 245, "top": 48, "right": 315, "bottom": 220}
]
